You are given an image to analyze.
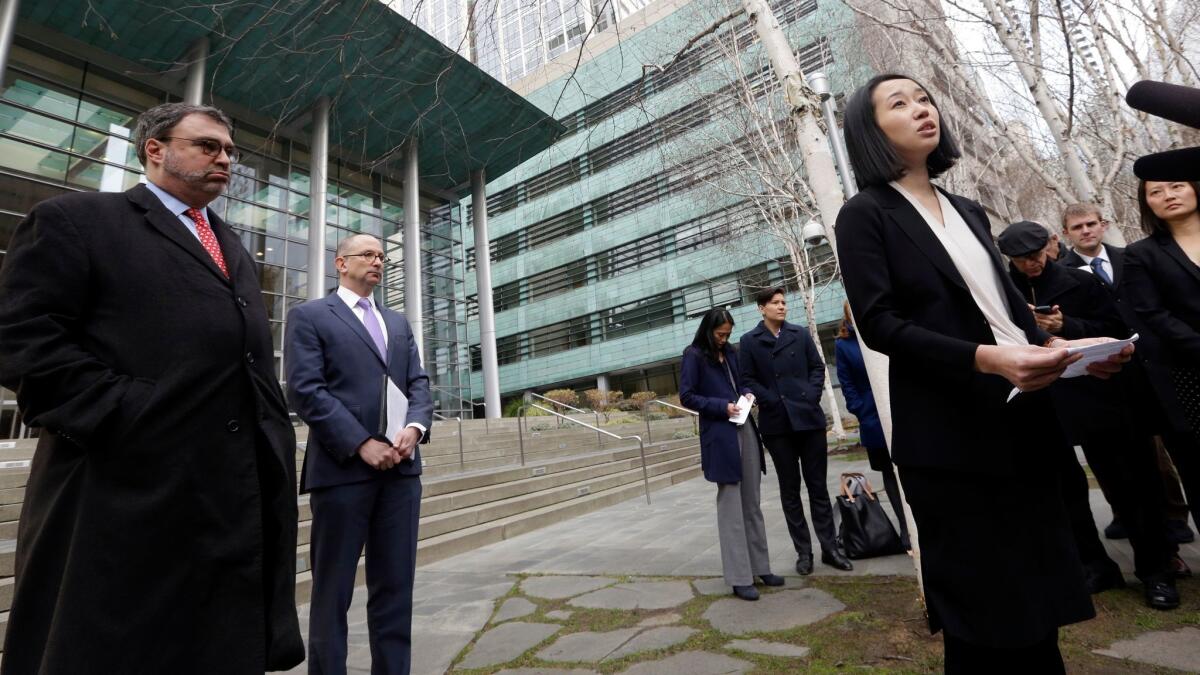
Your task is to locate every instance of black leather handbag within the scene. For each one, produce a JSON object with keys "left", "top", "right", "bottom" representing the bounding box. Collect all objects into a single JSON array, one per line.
[{"left": 836, "top": 473, "right": 905, "bottom": 559}]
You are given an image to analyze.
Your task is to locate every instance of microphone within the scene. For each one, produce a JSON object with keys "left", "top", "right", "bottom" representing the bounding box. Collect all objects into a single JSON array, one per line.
[
  {"left": 1126, "top": 80, "right": 1200, "bottom": 130},
  {"left": 1133, "top": 147, "right": 1200, "bottom": 181}
]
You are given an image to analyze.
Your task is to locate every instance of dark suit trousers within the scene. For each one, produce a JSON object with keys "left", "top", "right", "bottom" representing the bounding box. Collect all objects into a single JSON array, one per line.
[
  {"left": 1162, "top": 429, "right": 1200, "bottom": 528},
  {"left": 943, "top": 631, "right": 1063, "bottom": 675},
  {"left": 1080, "top": 432, "right": 1172, "bottom": 580},
  {"left": 763, "top": 430, "right": 837, "bottom": 557},
  {"left": 308, "top": 475, "right": 422, "bottom": 675},
  {"left": 1054, "top": 443, "right": 1113, "bottom": 574}
]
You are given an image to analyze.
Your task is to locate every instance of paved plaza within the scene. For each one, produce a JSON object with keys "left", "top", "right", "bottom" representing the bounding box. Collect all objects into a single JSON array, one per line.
[{"left": 286, "top": 454, "right": 1200, "bottom": 674}]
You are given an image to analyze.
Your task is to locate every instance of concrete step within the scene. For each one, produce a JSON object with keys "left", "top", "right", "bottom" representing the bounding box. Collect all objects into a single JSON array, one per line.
[{"left": 292, "top": 461, "right": 702, "bottom": 606}]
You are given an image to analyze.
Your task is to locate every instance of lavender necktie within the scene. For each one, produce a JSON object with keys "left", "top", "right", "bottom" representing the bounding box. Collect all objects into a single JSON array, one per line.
[{"left": 356, "top": 298, "right": 387, "bottom": 361}]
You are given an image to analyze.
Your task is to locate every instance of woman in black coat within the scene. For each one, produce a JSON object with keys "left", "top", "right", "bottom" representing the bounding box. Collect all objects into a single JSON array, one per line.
[
  {"left": 834, "top": 73, "right": 1134, "bottom": 672},
  {"left": 679, "top": 307, "right": 783, "bottom": 601},
  {"left": 1122, "top": 179, "right": 1200, "bottom": 528}
]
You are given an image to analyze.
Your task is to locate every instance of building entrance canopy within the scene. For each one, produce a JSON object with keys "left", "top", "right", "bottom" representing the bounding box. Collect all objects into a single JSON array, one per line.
[{"left": 20, "top": 0, "right": 563, "bottom": 194}]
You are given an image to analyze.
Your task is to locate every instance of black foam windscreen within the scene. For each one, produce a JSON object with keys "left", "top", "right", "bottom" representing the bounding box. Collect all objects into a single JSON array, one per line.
[
  {"left": 1126, "top": 80, "right": 1200, "bottom": 130},
  {"left": 1133, "top": 147, "right": 1200, "bottom": 181}
]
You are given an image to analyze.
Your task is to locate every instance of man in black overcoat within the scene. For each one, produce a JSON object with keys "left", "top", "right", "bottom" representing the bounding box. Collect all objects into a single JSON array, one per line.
[
  {"left": 0, "top": 103, "right": 304, "bottom": 672},
  {"left": 1000, "top": 220, "right": 1179, "bottom": 610}
]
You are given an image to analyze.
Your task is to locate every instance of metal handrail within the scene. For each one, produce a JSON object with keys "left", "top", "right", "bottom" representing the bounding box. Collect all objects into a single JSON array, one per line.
[
  {"left": 430, "top": 384, "right": 483, "bottom": 430},
  {"left": 645, "top": 399, "right": 699, "bottom": 442},
  {"left": 527, "top": 392, "right": 603, "bottom": 448},
  {"left": 518, "top": 403, "right": 652, "bottom": 504},
  {"left": 431, "top": 411, "right": 465, "bottom": 470}
]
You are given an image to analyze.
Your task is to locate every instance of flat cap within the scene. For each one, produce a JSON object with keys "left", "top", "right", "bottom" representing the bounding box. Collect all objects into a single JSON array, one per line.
[{"left": 997, "top": 220, "right": 1050, "bottom": 257}]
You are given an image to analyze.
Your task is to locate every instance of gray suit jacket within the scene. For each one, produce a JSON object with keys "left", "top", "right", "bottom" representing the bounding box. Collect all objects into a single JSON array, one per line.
[{"left": 285, "top": 292, "right": 433, "bottom": 492}]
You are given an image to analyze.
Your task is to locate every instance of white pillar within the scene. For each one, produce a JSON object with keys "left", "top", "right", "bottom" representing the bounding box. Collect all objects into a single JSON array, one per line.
[
  {"left": 471, "top": 169, "right": 502, "bottom": 419},
  {"left": 182, "top": 37, "right": 209, "bottom": 105},
  {"left": 307, "top": 97, "right": 330, "bottom": 300},
  {"left": 0, "top": 0, "right": 19, "bottom": 87},
  {"left": 403, "top": 139, "right": 425, "bottom": 361},
  {"left": 596, "top": 374, "right": 610, "bottom": 394}
]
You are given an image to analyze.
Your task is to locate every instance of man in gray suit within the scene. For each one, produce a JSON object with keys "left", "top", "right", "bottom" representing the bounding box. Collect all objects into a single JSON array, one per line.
[{"left": 285, "top": 233, "right": 433, "bottom": 674}]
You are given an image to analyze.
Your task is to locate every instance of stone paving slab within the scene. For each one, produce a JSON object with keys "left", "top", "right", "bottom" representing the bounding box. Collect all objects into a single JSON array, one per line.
[
  {"left": 606, "top": 626, "right": 698, "bottom": 660},
  {"left": 522, "top": 575, "right": 616, "bottom": 599},
  {"left": 569, "top": 580, "right": 694, "bottom": 610},
  {"left": 618, "top": 651, "right": 753, "bottom": 675},
  {"left": 545, "top": 609, "right": 573, "bottom": 621},
  {"left": 725, "top": 638, "right": 810, "bottom": 658},
  {"left": 1093, "top": 627, "right": 1200, "bottom": 673},
  {"left": 637, "top": 612, "right": 682, "bottom": 627},
  {"left": 537, "top": 628, "right": 641, "bottom": 662},
  {"left": 493, "top": 597, "right": 538, "bottom": 623},
  {"left": 495, "top": 669, "right": 600, "bottom": 675},
  {"left": 456, "top": 622, "right": 561, "bottom": 670},
  {"left": 703, "top": 588, "right": 845, "bottom": 636}
]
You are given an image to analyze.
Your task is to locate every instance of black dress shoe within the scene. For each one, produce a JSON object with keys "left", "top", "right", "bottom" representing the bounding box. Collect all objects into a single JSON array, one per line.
[
  {"left": 1104, "top": 518, "right": 1128, "bottom": 540},
  {"left": 1167, "top": 519, "right": 1195, "bottom": 544},
  {"left": 1144, "top": 579, "right": 1180, "bottom": 610},
  {"left": 1170, "top": 555, "right": 1192, "bottom": 579},
  {"left": 733, "top": 585, "right": 760, "bottom": 601},
  {"left": 795, "top": 556, "right": 814, "bottom": 576},
  {"left": 758, "top": 574, "right": 785, "bottom": 587},
  {"left": 1085, "top": 564, "right": 1125, "bottom": 594},
  {"left": 821, "top": 550, "right": 854, "bottom": 571}
]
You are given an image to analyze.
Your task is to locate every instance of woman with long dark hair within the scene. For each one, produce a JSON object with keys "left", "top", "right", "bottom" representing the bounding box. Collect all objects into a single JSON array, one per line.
[
  {"left": 679, "top": 307, "right": 783, "bottom": 601},
  {"left": 833, "top": 73, "right": 1137, "bottom": 671},
  {"left": 1122, "top": 180, "right": 1200, "bottom": 528}
]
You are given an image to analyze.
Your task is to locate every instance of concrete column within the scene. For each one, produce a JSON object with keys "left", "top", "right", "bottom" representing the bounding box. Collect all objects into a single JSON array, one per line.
[
  {"left": 0, "top": 0, "right": 18, "bottom": 87},
  {"left": 471, "top": 169, "right": 502, "bottom": 419},
  {"left": 182, "top": 36, "right": 209, "bottom": 105},
  {"left": 403, "top": 139, "right": 425, "bottom": 361},
  {"left": 596, "top": 374, "right": 610, "bottom": 394},
  {"left": 306, "top": 97, "right": 330, "bottom": 300}
]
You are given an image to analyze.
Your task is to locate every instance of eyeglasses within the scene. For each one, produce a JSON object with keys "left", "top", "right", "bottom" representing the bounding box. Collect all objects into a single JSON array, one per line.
[
  {"left": 159, "top": 137, "right": 240, "bottom": 163},
  {"left": 343, "top": 251, "right": 389, "bottom": 263}
]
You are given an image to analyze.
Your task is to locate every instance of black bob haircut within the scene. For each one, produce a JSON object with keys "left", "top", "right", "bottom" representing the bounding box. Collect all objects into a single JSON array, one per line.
[
  {"left": 690, "top": 307, "right": 736, "bottom": 363},
  {"left": 1138, "top": 179, "right": 1200, "bottom": 237},
  {"left": 754, "top": 287, "right": 785, "bottom": 307},
  {"left": 843, "top": 73, "right": 961, "bottom": 189}
]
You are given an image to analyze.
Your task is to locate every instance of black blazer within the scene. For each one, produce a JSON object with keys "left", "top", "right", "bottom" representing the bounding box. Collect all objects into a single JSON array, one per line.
[
  {"left": 1121, "top": 231, "right": 1200, "bottom": 431},
  {"left": 738, "top": 321, "right": 827, "bottom": 434},
  {"left": 1061, "top": 244, "right": 1125, "bottom": 288},
  {"left": 0, "top": 184, "right": 303, "bottom": 671},
  {"left": 834, "top": 184, "right": 1050, "bottom": 475}
]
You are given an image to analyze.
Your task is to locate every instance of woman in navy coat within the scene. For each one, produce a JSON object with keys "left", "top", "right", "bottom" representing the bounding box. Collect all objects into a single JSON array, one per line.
[
  {"left": 834, "top": 301, "right": 909, "bottom": 548},
  {"left": 679, "top": 307, "right": 783, "bottom": 601}
]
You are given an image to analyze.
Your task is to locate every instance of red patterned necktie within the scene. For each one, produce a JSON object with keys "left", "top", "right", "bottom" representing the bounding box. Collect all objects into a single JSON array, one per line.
[{"left": 185, "top": 207, "right": 229, "bottom": 278}]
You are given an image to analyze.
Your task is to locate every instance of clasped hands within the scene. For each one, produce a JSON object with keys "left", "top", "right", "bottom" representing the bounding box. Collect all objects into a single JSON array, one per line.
[
  {"left": 357, "top": 426, "right": 422, "bottom": 470},
  {"left": 975, "top": 337, "right": 1134, "bottom": 393}
]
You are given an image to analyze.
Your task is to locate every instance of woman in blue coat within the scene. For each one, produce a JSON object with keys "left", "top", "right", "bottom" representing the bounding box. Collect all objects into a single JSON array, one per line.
[
  {"left": 835, "top": 301, "right": 910, "bottom": 548},
  {"left": 680, "top": 307, "right": 783, "bottom": 601}
]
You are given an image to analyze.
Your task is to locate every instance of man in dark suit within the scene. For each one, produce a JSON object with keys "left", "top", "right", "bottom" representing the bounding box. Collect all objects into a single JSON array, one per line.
[
  {"left": 0, "top": 103, "right": 304, "bottom": 672},
  {"left": 1001, "top": 220, "right": 1180, "bottom": 609},
  {"left": 1060, "top": 203, "right": 1195, "bottom": 546},
  {"left": 286, "top": 233, "right": 433, "bottom": 674},
  {"left": 739, "top": 288, "right": 853, "bottom": 575}
]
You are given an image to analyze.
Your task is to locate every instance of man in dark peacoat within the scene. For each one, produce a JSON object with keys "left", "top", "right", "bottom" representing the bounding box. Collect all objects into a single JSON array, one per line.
[
  {"left": 0, "top": 103, "right": 303, "bottom": 672},
  {"left": 1000, "top": 220, "right": 1178, "bottom": 609},
  {"left": 738, "top": 288, "right": 853, "bottom": 574},
  {"left": 286, "top": 232, "right": 434, "bottom": 674}
]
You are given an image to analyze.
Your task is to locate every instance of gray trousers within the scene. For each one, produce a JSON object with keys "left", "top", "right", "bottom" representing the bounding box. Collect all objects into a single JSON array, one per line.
[{"left": 716, "top": 424, "right": 772, "bottom": 586}]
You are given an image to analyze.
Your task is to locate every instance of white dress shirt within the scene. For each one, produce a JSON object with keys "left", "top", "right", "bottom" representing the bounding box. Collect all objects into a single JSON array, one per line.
[
  {"left": 891, "top": 182, "right": 1030, "bottom": 347},
  {"left": 144, "top": 180, "right": 206, "bottom": 241},
  {"left": 334, "top": 286, "right": 426, "bottom": 436},
  {"left": 1073, "top": 245, "right": 1113, "bottom": 282}
]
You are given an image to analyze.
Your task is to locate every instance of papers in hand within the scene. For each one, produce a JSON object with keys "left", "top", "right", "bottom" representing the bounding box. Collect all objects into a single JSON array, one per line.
[
  {"left": 384, "top": 378, "right": 409, "bottom": 442},
  {"left": 729, "top": 395, "right": 752, "bottom": 426},
  {"left": 1006, "top": 334, "right": 1139, "bottom": 402}
]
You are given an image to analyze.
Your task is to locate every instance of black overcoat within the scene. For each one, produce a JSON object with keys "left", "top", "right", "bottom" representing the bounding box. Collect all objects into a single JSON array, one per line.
[
  {"left": 0, "top": 184, "right": 303, "bottom": 673},
  {"left": 737, "top": 321, "right": 827, "bottom": 434},
  {"left": 1121, "top": 232, "right": 1200, "bottom": 432},
  {"left": 679, "top": 345, "right": 763, "bottom": 484},
  {"left": 835, "top": 184, "right": 1093, "bottom": 648}
]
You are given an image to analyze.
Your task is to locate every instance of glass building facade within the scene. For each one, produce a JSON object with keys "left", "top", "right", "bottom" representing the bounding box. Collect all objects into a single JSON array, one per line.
[{"left": 0, "top": 37, "right": 473, "bottom": 438}]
